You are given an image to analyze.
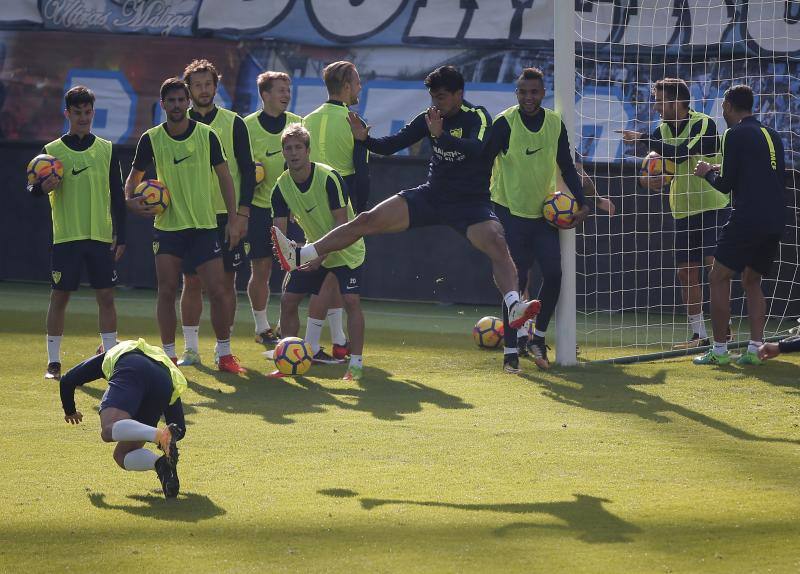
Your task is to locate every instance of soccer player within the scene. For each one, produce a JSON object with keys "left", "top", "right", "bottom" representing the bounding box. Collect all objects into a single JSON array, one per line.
[
  {"left": 178, "top": 59, "right": 255, "bottom": 367},
  {"left": 485, "top": 67, "right": 593, "bottom": 369},
  {"left": 60, "top": 338, "right": 185, "bottom": 499},
  {"left": 302, "top": 61, "right": 371, "bottom": 360},
  {"left": 27, "top": 86, "right": 126, "bottom": 381},
  {"left": 272, "top": 66, "right": 540, "bottom": 373},
  {"left": 244, "top": 71, "right": 302, "bottom": 346},
  {"left": 271, "top": 124, "right": 366, "bottom": 380},
  {"left": 125, "top": 77, "right": 247, "bottom": 373},
  {"left": 693, "top": 85, "right": 787, "bottom": 366},
  {"left": 622, "top": 78, "right": 729, "bottom": 349}
]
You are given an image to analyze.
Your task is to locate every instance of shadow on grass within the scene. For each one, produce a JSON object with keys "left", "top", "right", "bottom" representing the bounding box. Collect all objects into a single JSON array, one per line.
[
  {"left": 318, "top": 489, "right": 639, "bottom": 543},
  {"left": 739, "top": 359, "right": 800, "bottom": 396},
  {"left": 189, "top": 364, "right": 472, "bottom": 424},
  {"left": 523, "top": 365, "right": 800, "bottom": 445},
  {"left": 88, "top": 491, "right": 225, "bottom": 521}
]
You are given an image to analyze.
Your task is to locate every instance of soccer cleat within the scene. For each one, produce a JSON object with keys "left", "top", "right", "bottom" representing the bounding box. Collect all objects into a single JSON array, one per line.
[
  {"left": 177, "top": 348, "right": 202, "bottom": 366},
  {"left": 266, "top": 369, "right": 285, "bottom": 378},
  {"left": 155, "top": 454, "right": 180, "bottom": 499},
  {"left": 271, "top": 226, "right": 299, "bottom": 271},
  {"left": 44, "top": 362, "right": 61, "bottom": 381},
  {"left": 342, "top": 365, "right": 363, "bottom": 381},
  {"left": 736, "top": 351, "right": 762, "bottom": 366},
  {"left": 517, "top": 335, "right": 531, "bottom": 358},
  {"left": 155, "top": 424, "right": 180, "bottom": 464},
  {"left": 255, "top": 328, "right": 280, "bottom": 346},
  {"left": 508, "top": 299, "right": 542, "bottom": 330},
  {"left": 332, "top": 341, "right": 351, "bottom": 360},
  {"left": 312, "top": 348, "right": 344, "bottom": 365},
  {"left": 218, "top": 354, "right": 246, "bottom": 374},
  {"left": 503, "top": 354, "right": 521, "bottom": 374},
  {"left": 529, "top": 337, "right": 551, "bottom": 370},
  {"left": 692, "top": 349, "right": 731, "bottom": 365},
  {"left": 96, "top": 344, "right": 104, "bottom": 355},
  {"left": 672, "top": 333, "right": 710, "bottom": 350}
]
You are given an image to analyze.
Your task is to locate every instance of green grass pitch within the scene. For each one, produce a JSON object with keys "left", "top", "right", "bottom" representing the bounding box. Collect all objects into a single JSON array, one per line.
[{"left": 1, "top": 282, "right": 799, "bottom": 573}]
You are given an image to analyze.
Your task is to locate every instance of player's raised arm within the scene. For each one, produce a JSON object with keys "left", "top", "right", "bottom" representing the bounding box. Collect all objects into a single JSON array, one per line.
[
  {"left": 359, "top": 111, "right": 429, "bottom": 156},
  {"left": 433, "top": 104, "right": 491, "bottom": 158}
]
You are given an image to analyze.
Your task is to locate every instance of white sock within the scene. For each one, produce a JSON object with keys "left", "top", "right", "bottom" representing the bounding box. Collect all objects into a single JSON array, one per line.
[
  {"left": 517, "top": 327, "right": 527, "bottom": 338},
  {"left": 252, "top": 307, "right": 270, "bottom": 333},
  {"left": 748, "top": 340, "right": 762, "bottom": 354},
  {"left": 713, "top": 342, "right": 727, "bottom": 355},
  {"left": 163, "top": 342, "right": 176, "bottom": 359},
  {"left": 688, "top": 313, "right": 707, "bottom": 338},
  {"left": 305, "top": 317, "right": 325, "bottom": 354},
  {"left": 100, "top": 332, "right": 117, "bottom": 351},
  {"left": 216, "top": 338, "right": 231, "bottom": 357},
  {"left": 503, "top": 347, "right": 518, "bottom": 355},
  {"left": 111, "top": 419, "right": 158, "bottom": 442},
  {"left": 299, "top": 244, "right": 319, "bottom": 266},
  {"left": 47, "top": 335, "right": 62, "bottom": 363},
  {"left": 123, "top": 448, "right": 160, "bottom": 471},
  {"left": 327, "top": 308, "right": 347, "bottom": 346},
  {"left": 503, "top": 291, "right": 520, "bottom": 309},
  {"left": 349, "top": 354, "right": 363, "bottom": 369},
  {"left": 182, "top": 325, "right": 199, "bottom": 352},
  {"left": 533, "top": 329, "right": 546, "bottom": 339}
]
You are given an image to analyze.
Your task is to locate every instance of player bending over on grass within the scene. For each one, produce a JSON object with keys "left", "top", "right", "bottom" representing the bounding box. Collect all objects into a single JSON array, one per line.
[
  {"left": 271, "top": 124, "right": 366, "bottom": 380},
  {"left": 59, "top": 338, "right": 185, "bottom": 499},
  {"left": 272, "top": 65, "right": 540, "bottom": 374},
  {"left": 692, "top": 85, "right": 788, "bottom": 366}
]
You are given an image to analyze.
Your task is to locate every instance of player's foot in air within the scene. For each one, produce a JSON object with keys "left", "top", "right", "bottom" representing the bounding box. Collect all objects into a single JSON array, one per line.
[
  {"left": 736, "top": 351, "right": 762, "bottom": 366},
  {"left": 218, "top": 354, "right": 246, "bottom": 374},
  {"left": 343, "top": 365, "right": 363, "bottom": 381},
  {"left": 673, "top": 333, "right": 709, "bottom": 350},
  {"left": 155, "top": 424, "right": 180, "bottom": 464},
  {"left": 155, "top": 454, "right": 180, "bottom": 499},
  {"left": 332, "top": 341, "right": 351, "bottom": 361},
  {"left": 271, "top": 226, "right": 299, "bottom": 271},
  {"left": 508, "top": 299, "right": 542, "bottom": 330},
  {"left": 312, "top": 348, "right": 343, "bottom": 364},
  {"left": 177, "top": 348, "right": 202, "bottom": 367},
  {"left": 693, "top": 349, "right": 731, "bottom": 365},
  {"left": 529, "top": 336, "right": 551, "bottom": 370},
  {"left": 255, "top": 328, "right": 280, "bottom": 346},
  {"left": 44, "top": 362, "right": 61, "bottom": 381},
  {"left": 517, "top": 335, "right": 531, "bottom": 359},
  {"left": 503, "top": 353, "right": 521, "bottom": 374}
]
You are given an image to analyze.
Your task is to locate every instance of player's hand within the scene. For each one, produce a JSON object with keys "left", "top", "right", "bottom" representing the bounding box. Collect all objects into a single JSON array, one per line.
[
  {"left": 563, "top": 205, "right": 591, "bottom": 229},
  {"left": 425, "top": 107, "right": 444, "bottom": 138},
  {"left": 226, "top": 214, "right": 247, "bottom": 249},
  {"left": 757, "top": 342, "right": 780, "bottom": 361},
  {"left": 347, "top": 112, "right": 370, "bottom": 141},
  {"left": 126, "top": 195, "right": 156, "bottom": 217},
  {"left": 596, "top": 197, "right": 616, "bottom": 215},
  {"left": 110, "top": 238, "right": 126, "bottom": 262},
  {"left": 618, "top": 129, "right": 644, "bottom": 143},
  {"left": 64, "top": 411, "right": 83, "bottom": 424},
  {"left": 694, "top": 161, "right": 713, "bottom": 177},
  {"left": 40, "top": 174, "right": 60, "bottom": 193}
]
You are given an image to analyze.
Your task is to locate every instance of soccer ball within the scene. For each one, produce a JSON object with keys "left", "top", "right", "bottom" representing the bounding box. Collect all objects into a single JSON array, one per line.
[
  {"left": 542, "top": 190, "right": 579, "bottom": 229},
  {"left": 254, "top": 161, "right": 266, "bottom": 185},
  {"left": 273, "top": 336, "right": 312, "bottom": 375},
  {"left": 133, "top": 179, "right": 170, "bottom": 215},
  {"left": 26, "top": 154, "right": 64, "bottom": 186},
  {"left": 640, "top": 151, "right": 675, "bottom": 185},
  {"left": 473, "top": 316, "right": 504, "bottom": 349}
]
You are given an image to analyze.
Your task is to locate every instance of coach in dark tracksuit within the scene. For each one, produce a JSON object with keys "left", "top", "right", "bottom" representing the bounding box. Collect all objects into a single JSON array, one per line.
[{"left": 692, "top": 85, "right": 788, "bottom": 366}]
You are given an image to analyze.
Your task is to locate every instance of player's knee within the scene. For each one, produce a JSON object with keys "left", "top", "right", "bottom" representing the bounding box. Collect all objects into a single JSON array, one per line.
[
  {"left": 95, "top": 289, "right": 114, "bottom": 308},
  {"left": 112, "top": 449, "right": 127, "bottom": 469},
  {"left": 50, "top": 290, "right": 70, "bottom": 308},
  {"left": 182, "top": 274, "right": 201, "bottom": 294},
  {"left": 100, "top": 426, "right": 114, "bottom": 443}
]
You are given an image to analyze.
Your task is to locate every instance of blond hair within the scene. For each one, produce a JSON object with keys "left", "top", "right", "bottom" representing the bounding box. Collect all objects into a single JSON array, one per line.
[
  {"left": 322, "top": 61, "right": 357, "bottom": 96},
  {"left": 281, "top": 123, "right": 310, "bottom": 149}
]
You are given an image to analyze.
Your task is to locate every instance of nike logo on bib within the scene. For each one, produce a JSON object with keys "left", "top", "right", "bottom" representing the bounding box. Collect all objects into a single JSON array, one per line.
[
  {"left": 71, "top": 166, "right": 90, "bottom": 176},
  {"left": 305, "top": 206, "right": 316, "bottom": 214},
  {"left": 525, "top": 148, "right": 542, "bottom": 155},
  {"left": 173, "top": 155, "right": 191, "bottom": 164},
  {"left": 265, "top": 150, "right": 282, "bottom": 157}
]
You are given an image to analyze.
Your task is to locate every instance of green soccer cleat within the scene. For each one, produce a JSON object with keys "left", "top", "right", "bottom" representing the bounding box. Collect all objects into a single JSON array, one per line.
[
  {"left": 693, "top": 349, "right": 731, "bottom": 365},
  {"left": 342, "top": 365, "right": 363, "bottom": 381},
  {"left": 177, "top": 348, "right": 202, "bottom": 366},
  {"left": 736, "top": 351, "right": 762, "bottom": 366}
]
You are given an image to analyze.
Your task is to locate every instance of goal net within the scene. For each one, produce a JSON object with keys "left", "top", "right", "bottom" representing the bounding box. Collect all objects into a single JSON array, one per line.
[{"left": 570, "top": 0, "right": 799, "bottom": 362}]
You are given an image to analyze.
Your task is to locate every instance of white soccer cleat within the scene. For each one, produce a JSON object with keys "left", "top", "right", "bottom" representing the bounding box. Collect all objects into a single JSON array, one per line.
[
  {"left": 508, "top": 299, "right": 542, "bottom": 330},
  {"left": 271, "top": 226, "right": 299, "bottom": 271}
]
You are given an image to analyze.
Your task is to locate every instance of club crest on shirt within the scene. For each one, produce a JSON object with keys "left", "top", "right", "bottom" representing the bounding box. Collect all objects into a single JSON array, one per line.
[
  {"left": 52, "top": 271, "right": 61, "bottom": 284},
  {"left": 244, "top": 242, "right": 251, "bottom": 256},
  {"left": 449, "top": 128, "right": 462, "bottom": 138}
]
